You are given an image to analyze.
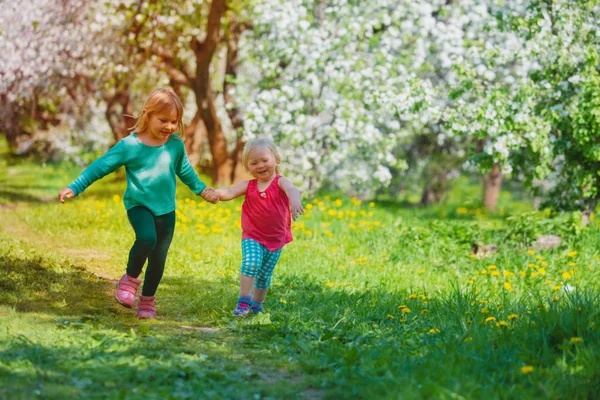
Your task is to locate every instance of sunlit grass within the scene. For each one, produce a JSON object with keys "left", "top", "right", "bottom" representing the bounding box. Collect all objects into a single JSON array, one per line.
[{"left": 1, "top": 155, "right": 600, "bottom": 399}]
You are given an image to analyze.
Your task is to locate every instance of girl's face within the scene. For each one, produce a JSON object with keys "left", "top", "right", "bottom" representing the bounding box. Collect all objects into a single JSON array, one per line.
[
  {"left": 147, "top": 107, "right": 179, "bottom": 141},
  {"left": 247, "top": 145, "right": 278, "bottom": 182}
]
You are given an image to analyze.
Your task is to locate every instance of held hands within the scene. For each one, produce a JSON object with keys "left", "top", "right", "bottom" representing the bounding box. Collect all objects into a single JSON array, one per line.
[
  {"left": 58, "top": 187, "right": 75, "bottom": 203},
  {"left": 200, "top": 187, "right": 219, "bottom": 204},
  {"left": 290, "top": 200, "right": 304, "bottom": 221}
]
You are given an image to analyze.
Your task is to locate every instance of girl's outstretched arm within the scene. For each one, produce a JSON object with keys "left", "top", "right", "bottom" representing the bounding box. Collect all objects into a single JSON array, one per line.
[
  {"left": 278, "top": 177, "right": 304, "bottom": 220},
  {"left": 215, "top": 181, "right": 249, "bottom": 201},
  {"left": 62, "top": 140, "right": 127, "bottom": 200}
]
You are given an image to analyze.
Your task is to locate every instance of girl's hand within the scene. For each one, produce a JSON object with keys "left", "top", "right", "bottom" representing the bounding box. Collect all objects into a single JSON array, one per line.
[
  {"left": 58, "top": 187, "right": 75, "bottom": 203},
  {"left": 200, "top": 187, "right": 219, "bottom": 204},
  {"left": 290, "top": 201, "right": 304, "bottom": 221}
]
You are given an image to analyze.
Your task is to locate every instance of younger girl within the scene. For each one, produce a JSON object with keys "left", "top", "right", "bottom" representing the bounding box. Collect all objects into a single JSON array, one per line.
[
  {"left": 58, "top": 87, "right": 219, "bottom": 319},
  {"left": 216, "top": 138, "right": 303, "bottom": 316}
]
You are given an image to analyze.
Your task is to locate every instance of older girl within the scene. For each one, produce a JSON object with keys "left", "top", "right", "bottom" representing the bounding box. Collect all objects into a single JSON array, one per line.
[{"left": 58, "top": 88, "right": 218, "bottom": 319}]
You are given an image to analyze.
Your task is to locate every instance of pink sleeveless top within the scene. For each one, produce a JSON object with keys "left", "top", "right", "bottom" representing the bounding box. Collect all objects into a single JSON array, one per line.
[{"left": 241, "top": 175, "right": 293, "bottom": 251}]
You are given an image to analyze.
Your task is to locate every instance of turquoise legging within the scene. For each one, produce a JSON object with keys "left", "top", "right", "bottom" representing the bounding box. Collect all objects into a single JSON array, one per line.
[
  {"left": 240, "top": 239, "right": 282, "bottom": 289},
  {"left": 126, "top": 206, "right": 176, "bottom": 296}
]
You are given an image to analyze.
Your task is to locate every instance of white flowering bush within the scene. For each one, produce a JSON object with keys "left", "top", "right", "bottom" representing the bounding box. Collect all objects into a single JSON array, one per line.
[{"left": 241, "top": 0, "right": 433, "bottom": 194}]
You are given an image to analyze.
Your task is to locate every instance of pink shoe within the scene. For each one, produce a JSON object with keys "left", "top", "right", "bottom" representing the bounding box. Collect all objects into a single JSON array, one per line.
[
  {"left": 115, "top": 274, "right": 141, "bottom": 308},
  {"left": 137, "top": 295, "right": 156, "bottom": 319}
]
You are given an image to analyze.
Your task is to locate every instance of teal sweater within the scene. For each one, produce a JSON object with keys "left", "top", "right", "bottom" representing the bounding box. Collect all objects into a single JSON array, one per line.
[{"left": 68, "top": 133, "right": 207, "bottom": 216}]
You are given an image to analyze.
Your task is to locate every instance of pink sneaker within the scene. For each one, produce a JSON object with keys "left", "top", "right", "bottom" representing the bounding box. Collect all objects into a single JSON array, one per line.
[
  {"left": 137, "top": 295, "right": 156, "bottom": 319},
  {"left": 115, "top": 274, "right": 141, "bottom": 308}
]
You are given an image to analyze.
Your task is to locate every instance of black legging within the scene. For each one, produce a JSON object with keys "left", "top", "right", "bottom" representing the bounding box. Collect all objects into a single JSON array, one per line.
[{"left": 126, "top": 206, "right": 176, "bottom": 296}]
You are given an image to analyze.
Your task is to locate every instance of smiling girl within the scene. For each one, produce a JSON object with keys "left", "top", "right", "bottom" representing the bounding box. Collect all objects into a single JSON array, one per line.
[
  {"left": 58, "top": 87, "right": 219, "bottom": 319},
  {"left": 215, "top": 138, "right": 303, "bottom": 316}
]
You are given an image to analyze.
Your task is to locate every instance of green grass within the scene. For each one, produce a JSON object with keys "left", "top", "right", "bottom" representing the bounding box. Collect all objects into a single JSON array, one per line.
[{"left": 1, "top": 147, "right": 600, "bottom": 399}]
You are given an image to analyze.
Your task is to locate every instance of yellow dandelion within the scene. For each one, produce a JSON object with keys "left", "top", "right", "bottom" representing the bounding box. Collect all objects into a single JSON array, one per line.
[
  {"left": 527, "top": 250, "right": 535, "bottom": 255},
  {"left": 520, "top": 365, "right": 534, "bottom": 374},
  {"left": 496, "top": 320, "right": 508, "bottom": 328},
  {"left": 508, "top": 314, "right": 519, "bottom": 321},
  {"left": 570, "top": 337, "right": 583, "bottom": 344},
  {"left": 567, "top": 251, "right": 577, "bottom": 257},
  {"left": 562, "top": 272, "right": 571, "bottom": 280},
  {"left": 488, "top": 265, "right": 497, "bottom": 270},
  {"left": 504, "top": 282, "right": 514, "bottom": 292},
  {"left": 400, "top": 307, "right": 411, "bottom": 314},
  {"left": 326, "top": 281, "right": 335, "bottom": 287},
  {"left": 464, "top": 336, "right": 473, "bottom": 342},
  {"left": 480, "top": 308, "right": 489, "bottom": 314},
  {"left": 417, "top": 269, "right": 424, "bottom": 274},
  {"left": 484, "top": 316, "right": 496, "bottom": 323},
  {"left": 429, "top": 328, "right": 440, "bottom": 334},
  {"left": 387, "top": 314, "right": 395, "bottom": 320},
  {"left": 408, "top": 294, "right": 417, "bottom": 299}
]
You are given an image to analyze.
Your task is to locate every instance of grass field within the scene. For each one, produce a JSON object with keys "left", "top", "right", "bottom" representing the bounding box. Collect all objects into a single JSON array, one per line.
[{"left": 1, "top": 148, "right": 599, "bottom": 399}]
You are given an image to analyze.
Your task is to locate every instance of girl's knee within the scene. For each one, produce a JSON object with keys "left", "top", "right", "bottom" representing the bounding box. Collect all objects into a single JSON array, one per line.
[
  {"left": 135, "top": 234, "right": 157, "bottom": 250},
  {"left": 254, "top": 278, "right": 271, "bottom": 290},
  {"left": 240, "top": 263, "right": 259, "bottom": 278}
]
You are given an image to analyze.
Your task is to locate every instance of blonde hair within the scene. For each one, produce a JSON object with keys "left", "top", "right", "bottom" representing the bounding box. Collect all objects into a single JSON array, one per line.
[
  {"left": 131, "top": 88, "right": 186, "bottom": 139},
  {"left": 242, "top": 138, "right": 281, "bottom": 173}
]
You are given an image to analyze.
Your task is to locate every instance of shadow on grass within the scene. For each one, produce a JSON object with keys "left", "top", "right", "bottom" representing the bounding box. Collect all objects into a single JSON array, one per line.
[
  {"left": 0, "top": 325, "right": 295, "bottom": 400},
  {"left": 0, "top": 188, "right": 56, "bottom": 204},
  {"left": 0, "top": 251, "right": 115, "bottom": 316},
  {"left": 0, "top": 248, "right": 323, "bottom": 399}
]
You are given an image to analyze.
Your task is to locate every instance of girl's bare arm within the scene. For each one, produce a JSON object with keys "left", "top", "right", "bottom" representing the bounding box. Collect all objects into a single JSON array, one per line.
[{"left": 215, "top": 181, "right": 249, "bottom": 201}]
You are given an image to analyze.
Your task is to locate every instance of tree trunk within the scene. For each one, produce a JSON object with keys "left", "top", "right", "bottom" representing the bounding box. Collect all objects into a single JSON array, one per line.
[
  {"left": 191, "top": 0, "right": 231, "bottom": 186},
  {"left": 582, "top": 195, "right": 599, "bottom": 226},
  {"left": 0, "top": 95, "right": 27, "bottom": 151},
  {"left": 104, "top": 88, "right": 134, "bottom": 142},
  {"left": 420, "top": 172, "right": 448, "bottom": 206},
  {"left": 483, "top": 163, "right": 502, "bottom": 211},
  {"left": 230, "top": 135, "right": 250, "bottom": 183},
  {"left": 224, "top": 13, "right": 251, "bottom": 183},
  {"left": 183, "top": 111, "right": 206, "bottom": 166}
]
